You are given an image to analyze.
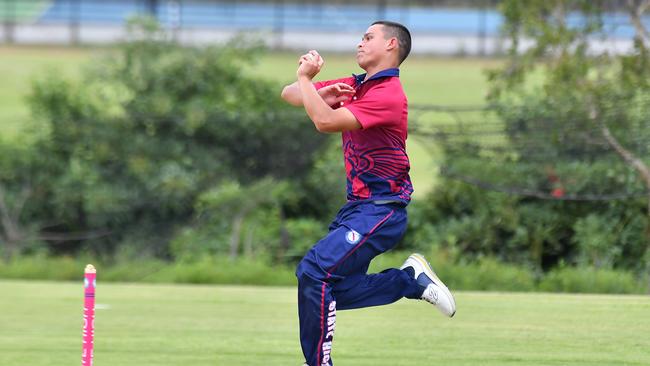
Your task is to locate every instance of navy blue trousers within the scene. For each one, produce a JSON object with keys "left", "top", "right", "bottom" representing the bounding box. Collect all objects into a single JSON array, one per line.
[{"left": 295, "top": 201, "right": 423, "bottom": 366}]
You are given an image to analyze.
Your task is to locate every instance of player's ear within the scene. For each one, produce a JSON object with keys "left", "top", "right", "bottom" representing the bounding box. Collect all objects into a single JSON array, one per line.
[{"left": 386, "top": 37, "right": 398, "bottom": 52}]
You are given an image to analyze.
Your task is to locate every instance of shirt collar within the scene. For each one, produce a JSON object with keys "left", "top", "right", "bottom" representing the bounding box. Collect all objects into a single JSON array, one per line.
[{"left": 352, "top": 68, "right": 400, "bottom": 86}]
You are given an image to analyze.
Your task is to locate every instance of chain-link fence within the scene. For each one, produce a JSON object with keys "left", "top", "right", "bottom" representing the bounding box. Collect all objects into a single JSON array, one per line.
[
  {"left": 0, "top": 0, "right": 504, "bottom": 55},
  {"left": 2, "top": 0, "right": 643, "bottom": 54}
]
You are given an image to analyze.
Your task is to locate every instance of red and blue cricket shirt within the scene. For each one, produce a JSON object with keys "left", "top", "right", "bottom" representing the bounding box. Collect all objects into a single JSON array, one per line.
[{"left": 314, "top": 68, "right": 413, "bottom": 204}]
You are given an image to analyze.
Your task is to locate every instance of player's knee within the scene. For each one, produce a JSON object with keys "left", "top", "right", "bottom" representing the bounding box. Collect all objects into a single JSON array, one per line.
[
  {"left": 295, "top": 256, "right": 314, "bottom": 281},
  {"left": 296, "top": 254, "right": 327, "bottom": 283}
]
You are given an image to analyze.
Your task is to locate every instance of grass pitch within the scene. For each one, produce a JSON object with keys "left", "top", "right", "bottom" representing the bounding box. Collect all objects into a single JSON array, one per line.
[
  {"left": 0, "top": 280, "right": 648, "bottom": 366},
  {"left": 0, "top": 46, "right": 90, "bottom": 141}
]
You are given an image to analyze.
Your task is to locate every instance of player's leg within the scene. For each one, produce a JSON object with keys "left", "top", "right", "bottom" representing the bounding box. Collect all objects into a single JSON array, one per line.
[
  {"left": 296, "top": 272, "right": 336, "bottom": 366},
  {"left": 331, "top": 250, "right": 457, "bottom": 316},
  {"left": 295, "top": 201, "right": 407, "bottom": 366},
  {"left": 331, "top": 269, "right": 421, "bottom": 310},
  {"left": 296, "top": 214, "right": 355, "bottom": 366},
  {"left": 330, "top": 203, "right": 455, "bottom": 316},
  {"left": 329, "top": 203, "right": 423, "bottom": 310}
]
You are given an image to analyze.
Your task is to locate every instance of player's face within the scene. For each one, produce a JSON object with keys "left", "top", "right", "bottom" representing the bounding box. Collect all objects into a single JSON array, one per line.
[{"left": 356, "top": 24, "right": 388, "bottom": 70}]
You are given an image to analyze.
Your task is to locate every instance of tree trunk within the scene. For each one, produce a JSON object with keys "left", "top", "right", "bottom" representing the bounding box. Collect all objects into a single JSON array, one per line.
[
  {"left": 276, "top": 206, "right": 291, "bottom": 263},
  {"left": 244, "top": 223, "right": 255, "bottom": 259},
  {"left": 0, "top": 185, "right": 23, "bottom": 262},
  {"left": 625, "top": 1, "right": 650, "bottom": 290},
  {"left": 590, "top": 107, "right": 650, "bottom": 293},
  {"left": 229, "top": 213, "right": 246, "bottom": 261},
  {"left": 627, "top": 0, "right": 650, "bottom": 46}
]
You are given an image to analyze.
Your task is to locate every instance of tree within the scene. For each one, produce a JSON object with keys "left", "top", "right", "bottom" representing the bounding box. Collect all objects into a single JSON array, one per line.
[
  {"left": 413, "top": 1, "right": 650, "bottom": 282},
  {"left": 489, "top": 0, "right": 650, "bottom": 208},
  {"left": 486, "top": 0, "right": 650, "bottom": 281},
  {"left": 2, "top": 18, "right": 328, "bottom": 258}
]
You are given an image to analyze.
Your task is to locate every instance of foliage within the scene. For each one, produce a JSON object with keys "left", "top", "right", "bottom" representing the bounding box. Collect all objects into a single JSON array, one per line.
[
  {"left": 539, "top": 265, "right": 644, "bottom": 294},
  {"left": 172, "top": 178, "right": 293, "bottom": 261},
  {"left": 0, "top": 18, "right": 328, "bottom": 260},
  {"left": 416, "top": 0, "right": 650, "bottom": 281},
  {"left": 1, "top": 253, "right": 645, "bottom": 294}
]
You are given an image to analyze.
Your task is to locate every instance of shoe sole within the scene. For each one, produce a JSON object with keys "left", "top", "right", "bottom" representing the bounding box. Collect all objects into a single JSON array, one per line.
[{"left": 411, "top": 253, "right": 456, "bottom": 317}]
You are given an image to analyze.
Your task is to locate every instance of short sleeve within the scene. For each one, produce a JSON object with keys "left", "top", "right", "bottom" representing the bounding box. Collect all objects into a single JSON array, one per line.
[{"left": 344, "top": 83, "right": 404, "bottom": 129}]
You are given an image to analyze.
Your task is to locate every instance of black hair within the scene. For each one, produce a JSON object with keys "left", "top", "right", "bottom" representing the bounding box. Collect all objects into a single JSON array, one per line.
[{"left": 371, "top": 20, "right": 412, "bottom": 64}]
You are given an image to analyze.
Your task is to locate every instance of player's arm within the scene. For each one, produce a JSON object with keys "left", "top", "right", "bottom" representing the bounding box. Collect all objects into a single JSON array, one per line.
[
  {"left": 282, "top": 51, "right": 356, "bottom": 110},
  {"left": 282, "top": 80, "right": 356, "bottom": 108},
  {"left": 281, "top": 81, "right": 303, "bottom": 106},
  {"left": 295, "top": 51, "right": 361, "bottom": 133},
  {"left": 297, "top": 75, "right": 361, "bottom": 133},
  {"left": 281, "top": 51, "right": 316, "bottom": 106}
]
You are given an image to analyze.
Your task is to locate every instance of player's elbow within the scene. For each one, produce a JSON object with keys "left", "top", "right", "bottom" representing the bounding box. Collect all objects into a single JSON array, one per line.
[
  {"left": 281, "top": 85, "right": 301, "bottom": 106},
  {"left": 314, "top": 122, "right": 329, "bottom": 133},
  {"left": 280, "top": 86, "right": 291, "bottom": 101},
  {"left": 313, "top": 118, "right": 338, "bottom": 133},
  {"left": 313, "top": 109, "right": 358, "bottom": 133}
]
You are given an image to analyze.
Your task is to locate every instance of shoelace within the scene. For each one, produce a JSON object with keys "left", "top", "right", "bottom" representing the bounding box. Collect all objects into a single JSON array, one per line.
[{"left": 421, "top": 284, "right": 439, "bottom": 305}]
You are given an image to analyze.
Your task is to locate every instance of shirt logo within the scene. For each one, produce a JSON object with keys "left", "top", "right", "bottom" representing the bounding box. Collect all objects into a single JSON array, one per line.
[{"left": 345, "top": 229, "right": 361, "bottom": 245}]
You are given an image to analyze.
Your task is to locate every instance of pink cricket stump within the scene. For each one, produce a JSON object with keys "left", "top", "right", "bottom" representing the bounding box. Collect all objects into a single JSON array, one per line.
[{"left": 82, "top": 264, "right": 96, "bottom": 366}]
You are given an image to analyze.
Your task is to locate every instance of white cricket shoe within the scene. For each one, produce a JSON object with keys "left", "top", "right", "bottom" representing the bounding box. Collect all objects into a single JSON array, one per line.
[{"left": 400, "top": 253, "right": 456, "bottom": 317}]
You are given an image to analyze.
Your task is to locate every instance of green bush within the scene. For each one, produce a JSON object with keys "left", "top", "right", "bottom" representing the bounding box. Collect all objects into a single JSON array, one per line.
[
  {"left": 0, "top": 254, "right": 646, "bottom": 294},
  {"left": 539, "top": 266, "right": 644, "bottom": 294},
  {"left": 446, "top": 258, "right": 537, "bottom": 292},
  {"left": 0, "top": 255, "right": 297, "bottom": 286},
  {"left": 474, "top": 0, "right": 650, "bottom": 278},
  {"left": 415, "top": 171, "right": 649, "bottom": 275},
  {"left": 151, "top": 257, "right": 296, "bottom": 285},
  {"left": 369, "top": 249, "right": 536, "bottom": 292},
  {"left": 1, "top": 18, "right": 328, "bottom": 260},
  {"left": 0, "top": 255, "right": 85, "bottom": 281},
  {"left": 572, "top": 214, "right": 620, "bottom": 269},
  {"left": 284, "top": 218, "right": 328, "bottom": 261},
  {"left": 100, "top": 259, "right": 168, "bottom": 282}
]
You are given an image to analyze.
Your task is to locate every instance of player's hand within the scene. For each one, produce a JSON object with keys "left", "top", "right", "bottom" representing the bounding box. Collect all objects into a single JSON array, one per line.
[
  {"left": 318, "top": 83, "right": 356, "bottom": 106},
  {"left": 297, "top": 50, "right": 324, "bottom": 79}
]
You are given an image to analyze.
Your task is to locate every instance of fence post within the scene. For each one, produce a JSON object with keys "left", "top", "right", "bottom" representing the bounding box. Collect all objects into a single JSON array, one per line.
[
  {"left": 377, "top": 0, "right": 387, "bottom": 21},
  {"left": 146, "top": 0, "right": 159, "bottom": 18},
  {"left": 400, "top": 0, "right": 410, "bottom": 25},
  {"left": 167, "top": 0, "right": 181, "bottom": 41},
  {"left": 478, "top": 0, "right": 487, "bottom": 56},
  {"left": 3, "top": 0, "right": 15, "bottom": 44},
  {"left": 273, "top": 0, "right": 284, "bottom": 50},
  {"left": 70, "top": 0, "right": 81, "bottom": 45}
]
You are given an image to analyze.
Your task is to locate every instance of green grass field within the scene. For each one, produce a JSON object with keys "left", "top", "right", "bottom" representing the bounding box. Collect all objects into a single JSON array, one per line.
[
  {"left": 1, "top": 280, "right": 648, "bottom": 366},
  {"left": 0, "top": 46, "right": 92, "bottom": 141},
  {"left": 0, "top": 46, "right": 499, "bottom": 196},
  {"left": 246, "top": 51, "right": 501, "bottom": 106}
]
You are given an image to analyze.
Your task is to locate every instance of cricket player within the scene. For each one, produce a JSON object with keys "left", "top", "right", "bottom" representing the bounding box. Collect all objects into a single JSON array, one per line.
[{"left": 281, "top": 20, "right": 456, "bottom": 366}]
